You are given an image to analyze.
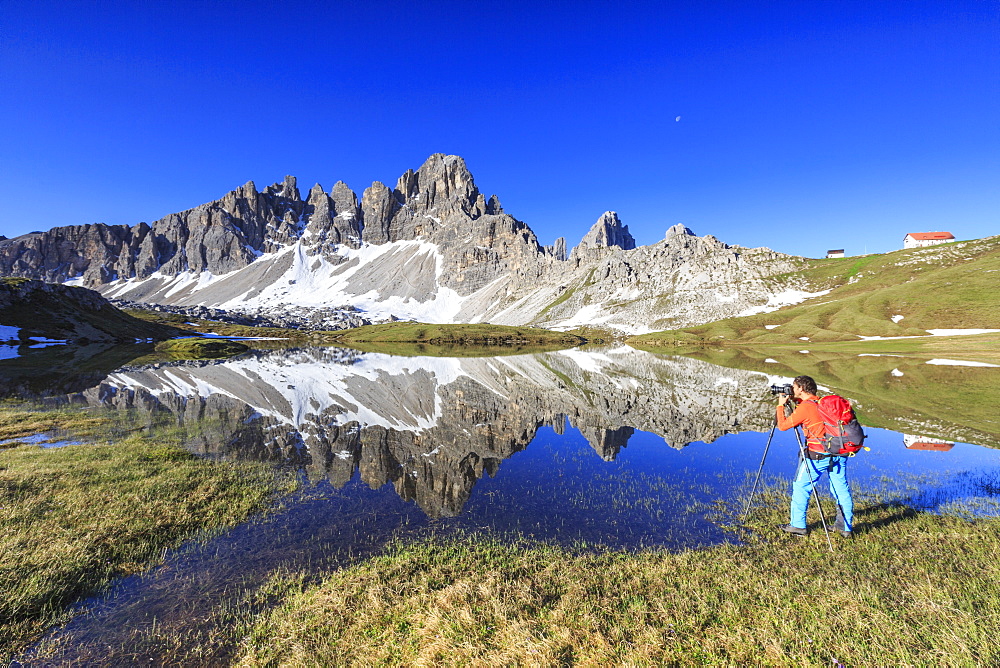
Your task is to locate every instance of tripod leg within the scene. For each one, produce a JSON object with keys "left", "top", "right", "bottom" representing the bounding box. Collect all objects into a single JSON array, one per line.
[
  {"left": 742, "top": 419, "right": 778, "bottom": 522},
  {"left": 794, "top": 426, "right": 834, "bottom": 552}
]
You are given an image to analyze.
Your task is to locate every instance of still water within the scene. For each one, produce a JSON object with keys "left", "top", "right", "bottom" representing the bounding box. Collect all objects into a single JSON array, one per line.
[
  {"left": 5, "top": 344, "right": 999, "bottom": 662},
  {"left": 55, "top": 345, "right": 999, "bottom": 532}
]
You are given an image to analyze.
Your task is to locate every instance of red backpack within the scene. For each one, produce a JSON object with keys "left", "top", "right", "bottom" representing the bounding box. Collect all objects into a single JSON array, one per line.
[{"left": 814, "top": 395, "right": 866, "bottom": 456}]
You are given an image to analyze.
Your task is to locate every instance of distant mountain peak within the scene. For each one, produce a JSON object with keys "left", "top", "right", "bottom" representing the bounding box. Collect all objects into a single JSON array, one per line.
[
  {"left": 576, "top": 211, "right": 636, "bottom": 253},
  {"left": 666, "top": 223, "right": 695, "bottom": 238}
]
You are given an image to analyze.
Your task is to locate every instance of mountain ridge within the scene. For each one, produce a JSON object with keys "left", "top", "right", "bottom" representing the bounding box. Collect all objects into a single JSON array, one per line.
[{"left": 0, "top": 154, "right": 807, "bottom": 333}]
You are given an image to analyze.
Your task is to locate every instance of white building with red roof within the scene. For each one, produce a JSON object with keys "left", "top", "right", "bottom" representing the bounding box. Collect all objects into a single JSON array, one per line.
[{"left": 904, "top": 231, "right": 955, "bottom": 249}]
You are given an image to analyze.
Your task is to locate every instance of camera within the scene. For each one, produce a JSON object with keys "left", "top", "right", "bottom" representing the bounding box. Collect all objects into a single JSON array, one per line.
[{"left": 770, "top": 383, "right": 794, "bottom": 396}]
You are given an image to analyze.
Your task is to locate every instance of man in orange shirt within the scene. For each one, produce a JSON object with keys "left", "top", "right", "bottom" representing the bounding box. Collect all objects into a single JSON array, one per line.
[{"left": 775, "top": 375, "right": 854, "bottom": 538}]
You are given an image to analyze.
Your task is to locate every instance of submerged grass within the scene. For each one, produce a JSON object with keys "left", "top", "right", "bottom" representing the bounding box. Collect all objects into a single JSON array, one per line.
[
  {"left": 237, "top": 490, "right": 1000, "bottom": 666},
  {"left": 154, "top": 336, "right": 251, "bottom": 359},
  {"left": 0, "top": 403, "right": 296, "bottom": 661},
  {"left": 335, "top": 340, "right": 579, "bottom": 357},
  {"left": 333, "top": 322, "right": 585, "bottom": 347}
]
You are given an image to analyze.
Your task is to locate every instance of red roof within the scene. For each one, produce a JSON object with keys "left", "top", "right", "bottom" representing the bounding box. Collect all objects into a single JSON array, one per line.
[
  {"left": 905, "top": 441, "right": 955, "bottom": 452},
  {"left": 906, "top": 232, "right": 954, "bottom": 241}
]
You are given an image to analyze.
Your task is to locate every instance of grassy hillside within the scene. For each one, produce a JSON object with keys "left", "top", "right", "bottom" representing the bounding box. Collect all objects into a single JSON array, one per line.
[{"left": 629, "top": 235, "right": 1000, "bottom": 347}]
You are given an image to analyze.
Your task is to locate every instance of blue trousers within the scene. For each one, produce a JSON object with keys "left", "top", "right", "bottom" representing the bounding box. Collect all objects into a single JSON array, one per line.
[{"left": 790, "top": 455, "right": 853, "bottom": 530}]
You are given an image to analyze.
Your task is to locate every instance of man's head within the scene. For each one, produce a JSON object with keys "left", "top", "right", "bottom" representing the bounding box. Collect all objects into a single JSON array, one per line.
[{"left": 792, "top": 375, "right": 818, "bottom": 398}]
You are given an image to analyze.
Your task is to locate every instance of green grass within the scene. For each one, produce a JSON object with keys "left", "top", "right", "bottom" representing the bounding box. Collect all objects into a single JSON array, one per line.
[
  {"left": 0, "top": 277, "right": 32, "bottom": 287},
  {"left": 629, "top": 235, "right": 1000, "bottom": 348},
  {"left": 122, "top": 310, "right": 320, "bottom": 343},
  {"left": 236, "top": 488, "right": 1000, "bottom": 666},
  {"left": 154, "top": 337, "right": 250, "bottom": 359},
  {"left": 332, "top": 322, "right": 585, "bottom": 347},
  {"left": 335, "top": 340, "right": 581, "bottom": 357},
  {"left": 0, "top": 403, "right": 296, "bottom": 661}
]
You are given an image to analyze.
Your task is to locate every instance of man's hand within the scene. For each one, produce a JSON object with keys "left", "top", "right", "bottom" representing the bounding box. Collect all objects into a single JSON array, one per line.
[{"left": 777, "top": 394, "right": 790, "bottom": 407}]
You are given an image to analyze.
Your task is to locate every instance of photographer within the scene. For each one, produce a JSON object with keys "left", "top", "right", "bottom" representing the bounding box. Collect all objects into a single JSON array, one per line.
[{"left": 775, "top": 375, "right": 854, "bottom": 538}]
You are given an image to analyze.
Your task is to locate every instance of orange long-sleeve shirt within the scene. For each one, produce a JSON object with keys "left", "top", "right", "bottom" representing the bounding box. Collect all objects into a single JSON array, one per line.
[{"left": 776, "top": 394, "right": 826, "bottom": 451}]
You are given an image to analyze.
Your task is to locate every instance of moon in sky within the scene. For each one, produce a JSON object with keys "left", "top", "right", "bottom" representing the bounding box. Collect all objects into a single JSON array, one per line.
[{"left": 675, "top": 116, "right": 681, "bottom": 122}]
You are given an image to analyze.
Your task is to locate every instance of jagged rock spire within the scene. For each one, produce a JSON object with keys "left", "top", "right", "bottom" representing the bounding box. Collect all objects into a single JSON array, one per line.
[{"left": 576, "top": 211, "right": 636, "bottom": 252}]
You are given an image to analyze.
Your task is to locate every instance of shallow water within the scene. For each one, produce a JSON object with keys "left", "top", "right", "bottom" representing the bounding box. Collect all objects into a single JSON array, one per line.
[{"left": 5, "top": 343, "right": 999, "bottom": 664}]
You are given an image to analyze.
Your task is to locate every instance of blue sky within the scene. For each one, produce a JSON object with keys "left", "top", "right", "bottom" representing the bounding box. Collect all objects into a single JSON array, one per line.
[{"left": 1, "top": 0, "right": 997, "bottom": 258}]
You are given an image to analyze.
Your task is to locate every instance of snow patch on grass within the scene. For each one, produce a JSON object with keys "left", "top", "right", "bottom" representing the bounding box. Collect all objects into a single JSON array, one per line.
[
  {"left": 926, "top": 359, "right": 1000, "bottom": 368},
  {"left": 926, "top": 329, "right": 1000, "bottom": 336},
  {"left": 737, "top": 288, "right": 831, "bottom": 317}
]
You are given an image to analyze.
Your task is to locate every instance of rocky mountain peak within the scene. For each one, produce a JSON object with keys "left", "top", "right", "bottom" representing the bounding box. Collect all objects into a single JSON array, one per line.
[
  {"left": 0, "top": 153, "right": 806, "bottom": 334},
  {"left": 486, "top": 194, "right": 503, "bottom": 215},
  {"left": 576, "top": 211, "right": 636, "bottom": 252},
  {"left": 263, "top": 175, "right": 301, "bottom": 201},
  {"left": 303, "top": 180, "right": 361, "bottom": 253},
  {"left": 237, "top": 181, "right": 258, "bottom": 198},
  {"left": 406, "top": 153, "right": 482, "bottom": 217},
  {"left": 666, "top": 223, "right": 695, "bottom": 238}
]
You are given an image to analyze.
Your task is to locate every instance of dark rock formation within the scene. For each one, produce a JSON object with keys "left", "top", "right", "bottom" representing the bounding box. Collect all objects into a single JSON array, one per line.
[{"left": 0, "top": 278, "right": 186, "bottom": 343}]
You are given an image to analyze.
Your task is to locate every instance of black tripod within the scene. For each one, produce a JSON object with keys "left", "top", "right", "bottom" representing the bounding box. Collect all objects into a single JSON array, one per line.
[{"left": 743, "top": 409, "right": 835, "bottom": 552}]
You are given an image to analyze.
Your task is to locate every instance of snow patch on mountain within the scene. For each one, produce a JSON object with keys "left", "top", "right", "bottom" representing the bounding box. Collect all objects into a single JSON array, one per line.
[{"left": 217, "top": 240, "right": 467, "bottom": 322}]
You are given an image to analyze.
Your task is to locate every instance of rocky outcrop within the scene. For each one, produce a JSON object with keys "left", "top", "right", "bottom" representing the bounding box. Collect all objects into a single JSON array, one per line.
[{"left": 303, "top": 181, "right": 362, "bottom": 258}]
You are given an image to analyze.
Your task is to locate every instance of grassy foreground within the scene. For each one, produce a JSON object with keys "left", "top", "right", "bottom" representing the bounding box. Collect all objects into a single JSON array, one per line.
[
  {"left": 236, "top": 487, "right": 1000, "bottom": 666},
  {"left": 0, "top": 403, "right": 296, "bottom": 661}
]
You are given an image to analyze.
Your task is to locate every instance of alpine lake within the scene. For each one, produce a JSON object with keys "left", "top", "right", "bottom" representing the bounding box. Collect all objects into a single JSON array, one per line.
[{"left": 2, "top": 338, "right": 999, "bottom": 664}]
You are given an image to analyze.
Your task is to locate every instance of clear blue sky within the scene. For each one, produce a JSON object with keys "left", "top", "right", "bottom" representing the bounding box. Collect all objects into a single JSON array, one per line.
[{"left": 1, "top": 0, "right": 997, "bottom": 258}]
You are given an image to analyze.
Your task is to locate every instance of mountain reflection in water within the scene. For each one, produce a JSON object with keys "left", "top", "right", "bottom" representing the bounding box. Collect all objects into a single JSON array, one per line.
[{"left": 70, "top": 346, "right": 778, "bottom": 518}]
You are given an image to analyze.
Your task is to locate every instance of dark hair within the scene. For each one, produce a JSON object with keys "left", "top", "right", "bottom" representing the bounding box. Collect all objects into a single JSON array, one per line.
[{"left": 793, "top": 375, "right": 818, "bottom": 395}]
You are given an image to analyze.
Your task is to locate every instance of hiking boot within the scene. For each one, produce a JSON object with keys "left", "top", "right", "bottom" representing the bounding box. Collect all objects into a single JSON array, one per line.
[
  {"left": 779, "top": 524, "right": 807, "bottom": 536},
  {"left": 839, "top": 529, "right": 853, "bottom": 538}
]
